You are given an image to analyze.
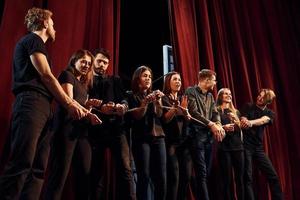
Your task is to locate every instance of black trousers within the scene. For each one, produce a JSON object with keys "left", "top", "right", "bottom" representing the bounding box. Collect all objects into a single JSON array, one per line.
[
  {"left": 45, "top": 131, "right": 91, "bottom": 200},
  {"left": 244, "top": 145, "right": 283, "bottom": 200},
  {"left": 166, "top": 142, "right": 192, "bottom": 200},
  {"left": 0, "top": 91, "right": 52, "bottom": 200},
  {"left": 218, "top": 150, "right": 245, "bottom": 200},
  {"left": 90, "top": 133, "right": 135, "bottom": 200},
  {"left": 178, "top": 133, "right": 213, "bottom": 200},
  {"left": 132, "top": 137, "right": 167, "bottom": 200}
]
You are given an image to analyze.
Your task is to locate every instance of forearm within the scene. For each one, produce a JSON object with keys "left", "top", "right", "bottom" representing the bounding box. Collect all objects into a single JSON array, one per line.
[
  {"left": 249, "top": 116, "right": 270, "bottom": 126},
  {"left": 131, "top": 102, "right": 148, "bottom": 120},
  {"left": 40, "top": 73, "right": 73, "bottom": 108},
  {"left": 163, "top": 108, "right": 176, "bottom": 123}
]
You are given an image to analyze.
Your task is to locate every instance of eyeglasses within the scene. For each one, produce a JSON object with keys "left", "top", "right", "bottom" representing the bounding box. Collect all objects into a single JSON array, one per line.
[{"left": 80, "top": 59, "right": 92, "bottom": 67}]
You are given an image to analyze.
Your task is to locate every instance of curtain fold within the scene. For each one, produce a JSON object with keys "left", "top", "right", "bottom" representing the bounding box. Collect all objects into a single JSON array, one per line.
[
  {"left": 0, "top": 1, "right": 120, "bottom": 198},
  {"left": 169, "top": 0, "right": 299, "bottom": 199}
]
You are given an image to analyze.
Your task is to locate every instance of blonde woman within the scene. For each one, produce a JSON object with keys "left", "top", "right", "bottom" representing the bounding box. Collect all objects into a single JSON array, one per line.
[{"left": 217, "top": 88, "right": 244, "bottom": 200}]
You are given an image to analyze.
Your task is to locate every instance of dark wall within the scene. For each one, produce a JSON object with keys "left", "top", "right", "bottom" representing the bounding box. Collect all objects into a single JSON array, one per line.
[{"left": 119, "top": 0, "right": 171, "bottom": 91}]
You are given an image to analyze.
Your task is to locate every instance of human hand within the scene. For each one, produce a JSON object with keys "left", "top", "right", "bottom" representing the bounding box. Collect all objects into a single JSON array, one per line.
[
  {"left": 210, "top": 123, "right": 225, "bottom": 142},
  {"left": 87, "top": 112, "right": 102, "bottom": 125},
  {"left": 114, "top": 103, "right": 128, "bottom": 116},
  {"left": 223, "top": 123, "right": 235, "bottom": 132},
  {"left": 240, "top": 117, "right": 252, "bottom": 129},
  {"left": 67, "top": 100, "right": 89, "bottom": 120},
  {"left": 101, "top": 101, "right": 116, "bottom": 115},
  {"left": 85, "top": 98, "right": 103, "bottom": 109}
]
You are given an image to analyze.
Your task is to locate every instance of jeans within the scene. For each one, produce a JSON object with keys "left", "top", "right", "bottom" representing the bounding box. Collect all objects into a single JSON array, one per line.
[
  {"left": 0, "top": 91, "right": 52, "bottom": 200},
  {"left": 244, "top": 146, "right": 283, "bottom": 200},
  {"left": 90, "top": 134, "right": 135, "bottom": 200},
  {"left": 179, "top": 132, "right": 213, "bottom": 200},
  {"left": 133, "top": 137, "right": 167, "bottom": 200}
]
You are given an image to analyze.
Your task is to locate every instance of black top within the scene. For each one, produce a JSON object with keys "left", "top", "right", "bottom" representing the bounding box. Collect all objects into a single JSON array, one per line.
[
  {"left": 89, "top": 74, "right": 128, "bottom": 136},
  {"left": 161, "top": 95, "right": 187, "bottom": 144},
  {"left": 241, "top": 103, "right": 275, "bottom": 147},
  {"left": 12, "top": 33, "right": 52, "bottom": 99},
  {"left": 53, "top": 69, "right": 88, "bottom": 138},
  {"left": 127, "top": 92, "right": 165, "bottom": 141},
  {"left": 218, "top": 108, "right": 243, "bottom": 151}
]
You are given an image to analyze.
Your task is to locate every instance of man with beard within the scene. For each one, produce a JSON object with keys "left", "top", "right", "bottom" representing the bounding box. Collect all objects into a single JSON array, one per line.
[
  {"left": 184, "top": 69, "right": 225, "bottom": 200},
  {"left": 89, "top": 48, "right": 135, "bottom": 200},
  {"left": 241, "top": 89, "right": 283, "bottom": 200},
  {"left": 0, "top": 7, "right": 88, "bottom": 200}
]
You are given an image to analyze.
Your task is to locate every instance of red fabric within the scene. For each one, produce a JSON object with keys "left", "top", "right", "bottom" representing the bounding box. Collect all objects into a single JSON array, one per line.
[
  {"left": 169, "top": 0, "right": 299, "bottom": 199},
  {"left": 0, "top": 0, "right": 120, "bottom": 199},
  {"left": 0, "top": 1, "right": 299, "bottom": 200}
]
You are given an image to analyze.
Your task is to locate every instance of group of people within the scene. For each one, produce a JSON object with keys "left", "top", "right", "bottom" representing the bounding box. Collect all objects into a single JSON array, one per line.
[{"left": 0, "top": 7, "right": 283, "bottom": 200}]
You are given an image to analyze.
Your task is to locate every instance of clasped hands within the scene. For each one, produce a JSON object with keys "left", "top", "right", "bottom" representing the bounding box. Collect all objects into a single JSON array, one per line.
[
  {"left": 240, "top": 117, "right": 252, "bottom": 129},
  {"left": 100, "top": 101, "right": 128, "bottom": 116},
  {"left": 169, "top": 95, "right": 190, "bottom": 118},
  {"left": 210, "top": 122, "right": 226, "bottom": 142},
  {"left": 67, "top": 99, "right": 102, "bottom": 125},
  {"left": 142, "top": 90, "right": 165, "bottom": 105}
]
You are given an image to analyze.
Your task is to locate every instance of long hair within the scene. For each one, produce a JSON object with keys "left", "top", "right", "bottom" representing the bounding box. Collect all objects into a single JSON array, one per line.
[
  {"left": 163, "top": 71, "right": 182, "bottom": 95},
  {"left": 67, "top": 49, "right": 94, "bottom": 90},
  {"left": 217, "top": 88, "right": 238, "bottom": 115},
  {"left": 24, "top": 7, "right": 52, "bottom": 32},
  {"left": 131, "top": 65, "right": 153, "bottom": 95}
]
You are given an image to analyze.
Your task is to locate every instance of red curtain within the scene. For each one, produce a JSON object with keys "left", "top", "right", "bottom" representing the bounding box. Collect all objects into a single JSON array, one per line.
[
  {"left": 169, "top": 0, "right": 299, "bottom": 199},
  {"left": 1, "top": 0, "right": 300, "bottom": 199},
  {"left": 0, "top": 0, "right": 120, "bottom": 198}
]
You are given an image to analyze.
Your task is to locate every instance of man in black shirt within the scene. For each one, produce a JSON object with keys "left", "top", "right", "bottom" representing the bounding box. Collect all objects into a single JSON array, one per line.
[
  {"left": 89, "top": 48, "right": 135, "bottom": 200},
  {"left": 0, "top": 7, "right": 88, "bottom": 200},
  {"left": 241, "top": 89, "right": 283, "bottom": 200}
]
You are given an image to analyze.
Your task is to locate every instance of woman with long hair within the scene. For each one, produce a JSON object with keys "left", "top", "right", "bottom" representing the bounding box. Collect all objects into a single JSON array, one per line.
[
  {"left": 216, "top": 88, "right": 244, "bottom": 200},
  {"left": 161, "top": 71, "right": 190, "bottom": 200},
  {"left": 45, "top": 49, "right": 101, "bottom": 200},
  {"left": 127, "top": 65, "right": 167, "bottom": 200}
]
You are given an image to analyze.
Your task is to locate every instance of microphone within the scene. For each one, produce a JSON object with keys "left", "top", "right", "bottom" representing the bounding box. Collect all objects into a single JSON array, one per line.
[{"left": 152, "top": 71, "right": 173, "bottom": 84}]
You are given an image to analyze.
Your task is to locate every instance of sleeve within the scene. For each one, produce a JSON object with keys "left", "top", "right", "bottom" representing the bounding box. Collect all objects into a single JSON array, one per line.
[
  {"left": 265, "top": 109, "right": 275, "bottom": 124},
  {"left": 185, "top": 87, "right": 210, "bottom": 126},
  {"left": 26, "top": 35, "right": 47, "bottom": 56},
  {"left": 58, "top": 70, "right": 75, "bottom": 86},
  {"left": 210, "top": 97, "right": 221, "bottom": 124},
  {"left": 161, "top": 96, "right": 170, "bottom": 114}
]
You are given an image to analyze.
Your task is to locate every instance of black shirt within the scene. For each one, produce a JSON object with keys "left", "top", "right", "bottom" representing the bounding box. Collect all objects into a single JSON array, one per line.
[
  {"left": 127, "top": 92, "right": 165, "bottom": 140},
  {"left": 241, "top": 103, "right": 275, "bottom": 147},
  {"left": 89, "top": 74, "right": 127, "bottom": 136},
  {"left": 53, "top": 69, "right": 88, "bottom": 138},
  {"left": 161, "top": 95, "right": 187, "bottom": 144},
  {"left": 12, "top": 33, "right": 52, "bottom": 99},
  {"left": 218, "top": 108, "right": 243, "bottom": 151}
]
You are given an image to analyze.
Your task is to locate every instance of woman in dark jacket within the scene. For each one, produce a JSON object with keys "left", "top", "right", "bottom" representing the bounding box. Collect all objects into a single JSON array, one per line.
[
  {"left": 127, "top": 65, "right": 166, "bottom": 200},
  {"left": 161, "top": 71, "right": 190, "bottom": 200}
]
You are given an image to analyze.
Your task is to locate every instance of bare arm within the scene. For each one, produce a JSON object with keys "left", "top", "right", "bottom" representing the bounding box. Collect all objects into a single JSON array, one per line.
[
  {"left": 131, "top": 100, "right": 148, "bottom": 120},
  {"left": 241, "top": 116, "right": 271, "bottom": 128},
  {"left": 30, "top": 52, "right": 88, "bottom": 119}
]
